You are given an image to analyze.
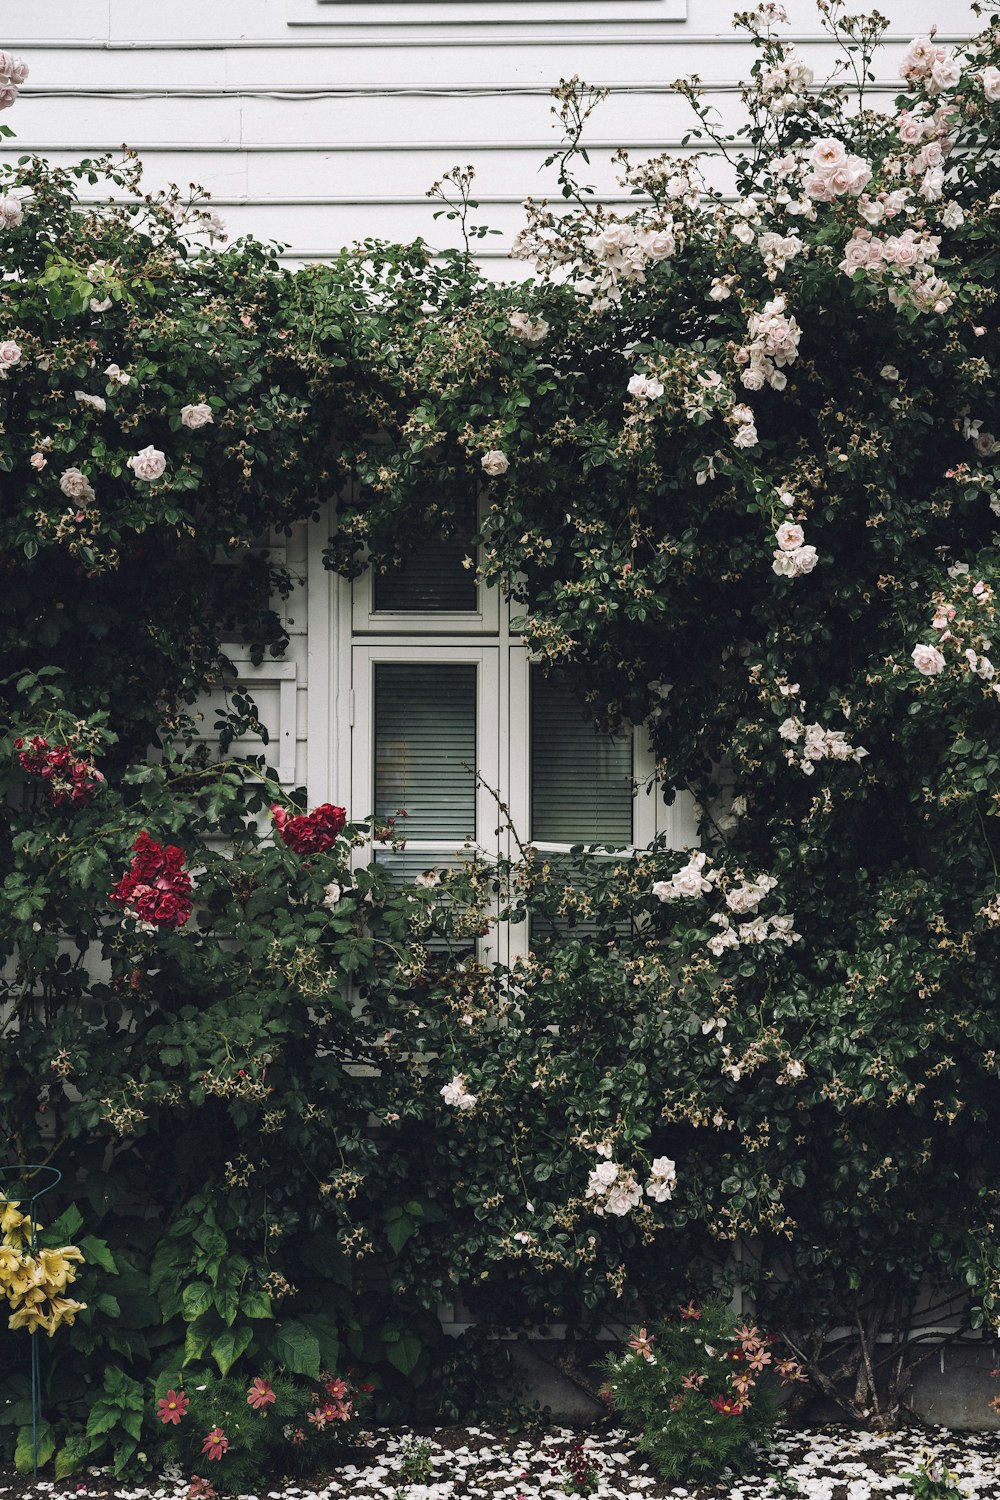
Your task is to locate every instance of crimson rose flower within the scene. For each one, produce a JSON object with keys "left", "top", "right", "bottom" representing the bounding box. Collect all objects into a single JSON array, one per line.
[{"left": 271, "top": 802, "right": 346, "bottom": 854}]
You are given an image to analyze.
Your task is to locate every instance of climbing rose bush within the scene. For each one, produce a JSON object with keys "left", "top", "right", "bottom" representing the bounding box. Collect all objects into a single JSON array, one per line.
[{"left": 5, "top": 1, "right": 1000, "bottom": 1475}]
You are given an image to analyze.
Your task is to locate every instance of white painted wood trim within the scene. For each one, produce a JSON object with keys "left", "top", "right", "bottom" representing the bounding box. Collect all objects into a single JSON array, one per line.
[{"left": 225, "top": 656, "right": 298, "bottom": 784}]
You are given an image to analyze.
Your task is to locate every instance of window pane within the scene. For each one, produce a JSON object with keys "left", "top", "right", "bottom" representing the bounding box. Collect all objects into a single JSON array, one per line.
[
  {"left": 374, "top": 663, "right": 477, "bottom": 841},
  {"left": 373, "top": 530, "right": 477, "bottom": 613},
  {"left": 530, "top": 667, "right": 634, "bottom": 845}
]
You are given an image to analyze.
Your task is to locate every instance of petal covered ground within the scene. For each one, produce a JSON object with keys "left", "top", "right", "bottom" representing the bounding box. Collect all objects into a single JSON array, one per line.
[{"left": 4, "top": 1426, "right": 1000, "bottom": 1500}]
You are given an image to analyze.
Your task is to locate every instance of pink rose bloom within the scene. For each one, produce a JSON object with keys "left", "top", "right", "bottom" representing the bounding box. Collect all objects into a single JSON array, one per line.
[
  {"left": 911, "top": 643, "right": 946, "bottom": 676},
  {"left": 0, "top": 87, "right": 16, "bottom": 112},
  {"left": 59, "top": 468, "right": 93, "bottom": 501},
  {"left": 0, "top": 194, "right": 22, "bottom": 227},
  {"left": 29, "top": 452, "right": 46, "bottom": 471},
  {"left": 775, "top": 522, "right": 805, "bottom": 552},
  {"left": 127, "top": 445, "right": 167, "bottom": 482},
  {"left": 897, "top": 111, "right": 926, "bottom": 145},
  {"left": 982, "top": 66, "right": 1000, "bottom": 102},
  {"left": 0, "top": 339, "right": 21, "bottom": 369},
  {"left": 929, "top": 55, "right": 961, "bottom": 93},
  {"left": 180, "top": 402, "right": 214, "bottom": 429},
  {"left": 811, "top": 138, "right": 847, "bottom": 170},
  {"left": 918, "top": 141, "right": 944, "bottom": 170},
  {"left": 804, "top": 173, "right": 835, "bottom": 203},
  {"left": 845, "top": 157, "right": 872, "bottom": 196},
  {"left": 481, "top": 449, "right": 509, "bottom": 476}
]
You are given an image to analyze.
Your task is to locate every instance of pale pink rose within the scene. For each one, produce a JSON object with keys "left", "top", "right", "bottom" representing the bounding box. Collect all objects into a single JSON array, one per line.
[
  {"left": 929, "top": 55, "right": 961, "bottom": 93},
  {"left": 775, "top": 521, "right": 805, "bottom": 552},
  {"left": 481, "top": 449, "right": 509, "bottom": 477},
  {"left": 127, "top": 445, "right": 167, "bottom": 482},
  {"left": 918, "top": 141, "right": 944, "bottom": 170},
  {"left": 638, "top": 228, "right": 676, "bottom": 261},
  {"left": 804, "top": 173, "right": 835, "bottom": 203},
  {"left": 741, "top": 367, "right": 766, "bottom": 391},
  {"left": 845, "top": 157, "right": 872, "bottom": 196},
  {"left": 812, "top": 137, "right": 847, "bottom": 170},
  {"left": 0, "top": 194, "right": 23, "bottom": 227},
  {"left": 0, "top": 88, "right": 17, "bottom": 112},
  {"left": 733, "top": 424, "right": 758, "bottom": 449},
  {"left": 0, "top": 339, "right": 21, "bottom": 369},
  {"left": 897, "top": 111, "right": 926, "bottom": 145},
  {"left": 900, "top": 37, "right": 937, "bottom": 81},
  {"left": 0, "top": 53, "right": 28, "bottom": 86},
  {"left": 627, "top": 373, "right": 664, "bottom": 401},
  {"left": 791, "top": 544, "right": 818, "bottom": 575},
  {"left": 29, "top": 452, "right": 46, "bottom": 471},
  {"left": 180, "top": 402, "right": 214, "bottom": 429},
  {"left": 911, "top": 643, "right": 946, "bottom": 676},
  {"left": 59, "top": 468, "right": 94, "bottom": 501},
  {"left": 981, "top": 66, "right": 1000, "bottom": 102},
  {"left": 920, "top": 167, "right": 944, "bottom": 202}
]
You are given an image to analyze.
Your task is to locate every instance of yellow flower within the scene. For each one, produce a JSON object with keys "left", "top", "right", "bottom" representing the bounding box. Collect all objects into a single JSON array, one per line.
[
  {"left": 3, "top": 1254, "right": 45, "bottom": 1301},
  {"left": 46, "top": 1295, "right": 86, "bottom": 1332},
  {"left": 37, "top": 1246, "right": 84, "bottom": 1293},
  {"left": 0, "top": 1203, "right": 29, "bottom": 1242},
  {"left": 8, "top": 1300, "right": 54, "bottom": 1336}
]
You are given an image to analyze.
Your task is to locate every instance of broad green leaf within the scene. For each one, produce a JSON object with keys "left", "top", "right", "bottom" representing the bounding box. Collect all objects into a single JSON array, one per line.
[{"left": 211, "top": 1324, "right": 254, "bottom": 1376}]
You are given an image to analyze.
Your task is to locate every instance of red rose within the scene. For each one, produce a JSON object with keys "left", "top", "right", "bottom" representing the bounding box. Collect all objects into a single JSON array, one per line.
[
  {"left": 271, "top": 802, "right": 346, "bottom": 855},
  {"left": 109, "top": 834, "right": 193, "bottom": 928}
]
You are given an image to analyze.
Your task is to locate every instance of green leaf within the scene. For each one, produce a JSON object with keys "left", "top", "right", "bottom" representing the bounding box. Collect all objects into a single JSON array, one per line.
[
  {"left": 79, "top": 1235, "right": 118, "bottom": 1274},
  {"left": 15, "top": 1421, "right": 55, "bottom": 1474},
  {"left": 270, "top": 1319, "right": 322, "bottom": 1378},
  {"left": 39, "top": 1204, "right": 84, "bottom": 1245},
  {"left": 211, "top": 1324, "right": 254, "bottom": 1376},
  {"left": 386, "top": 1213, "right": 414, "bottom": 1255},
  {"left": 54, "top": 1432, "right": 92, "bottom": 1480},
  {"left": 183, "top": 1311, "right": 217, "bottom": 1366},
  {"left": 240, "top": 1289, "right": 273, "bottom": 1319},
  {"left": 182, "top": 1281, "right": 214, "bottom": 1320},
  {"left": 384, "top": 1328, "right": 422, "bottom": 1376}
]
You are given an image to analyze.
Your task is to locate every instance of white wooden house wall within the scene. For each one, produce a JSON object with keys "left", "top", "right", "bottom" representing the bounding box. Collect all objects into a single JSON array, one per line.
[{"left": 1, "top": 0, "right": 979, "bottom": 794}]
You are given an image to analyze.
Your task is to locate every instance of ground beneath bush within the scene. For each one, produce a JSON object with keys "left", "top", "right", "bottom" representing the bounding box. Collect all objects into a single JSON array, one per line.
[{"left": 2, "top": 1425, "right": 1000, "bottom": 1500}]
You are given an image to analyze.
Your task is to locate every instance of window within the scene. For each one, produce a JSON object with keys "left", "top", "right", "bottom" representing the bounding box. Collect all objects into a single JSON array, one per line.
[{"left": 311, "top": 500, "right": 695, "bottom": 961}]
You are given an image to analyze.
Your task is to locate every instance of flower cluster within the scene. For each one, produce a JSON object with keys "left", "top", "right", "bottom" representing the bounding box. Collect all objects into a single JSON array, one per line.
[
  {"left": 307, "top": 1373, "right": 365, "bottom": 1429},
  {"left": 911, "top": 575, "right": 1000, "bottom": 692},
  {"left": 772, "top": 519, "right": 818, "bottom": 578},
  {"left": 899, "top": 37, "right": 962, "bottom": 94},
  {"left": 736, "top": 294, "right": 801, "bottom": 392},
  {"left": 508, "top": 311, "right": 550, "bottom": 345},
  {"left": 108, "top": 831, "right": 193, "bottom": 929},
  {"left": 757, "top": 45, "right": 813, "bottom": 116},
  {"left": 440, "top": 1073, "right": 477, "bottom": 1111},
  {"left": 652, "top": 850, "right": 715, "bottom": 901},
  {"left": 582, "top": 220, "right": 677, "bottom": 305},
  {"left": 803, "top": 137, "right": 872, "bottom": 204},
  {"left": 14, "top": 735, "right": 105, "bottom": 807},
  {"left": 0, "top": 51, "right": 28, "bottom": 112},
  {"left": 271, "top": 801, "right": 346, "bottom": 855},
  {"left": 707, "top": 872, "right": 799, "bottom": 957},
  {"left": 0, "top": 1202, "right": 86, "bottom": 1338},
  {"left": 585, "top": 1147, "right": 676, "bottom": 1216},
  {"left": 777, "top": 715, "right": 869, "bottom": 774}
]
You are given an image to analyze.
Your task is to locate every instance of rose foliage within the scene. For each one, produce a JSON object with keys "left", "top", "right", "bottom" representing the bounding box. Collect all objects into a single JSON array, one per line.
[{"left": 4, "top": 2, "right": 1000, "bottom": 1478}]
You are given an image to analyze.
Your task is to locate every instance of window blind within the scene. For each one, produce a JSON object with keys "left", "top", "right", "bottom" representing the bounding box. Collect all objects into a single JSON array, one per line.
[
  {"left": 374, "top": 662, "right": 477, "bottom": 842},
  {"left": 530, "top": 666, "right": 634, "bottom": 846},
  {"left": 373, "top": 529, "right": 477, "bottom": 613}
]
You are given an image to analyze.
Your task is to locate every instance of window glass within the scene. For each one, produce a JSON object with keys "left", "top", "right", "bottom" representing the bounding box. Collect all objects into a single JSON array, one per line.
[
  {"left": 374, "top": 662, "right": 477, "bottom": 841},
  {"left": 530, "top": 665, "right": 634, "bottom": 846}
]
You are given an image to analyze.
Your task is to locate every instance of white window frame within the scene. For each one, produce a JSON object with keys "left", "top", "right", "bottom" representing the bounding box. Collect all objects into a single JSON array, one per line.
[
  {"left": 350, "top": 641, "right": 500, "bottom": 854},
  {"left": 307, "top": 497, "right": 698, "bottom": 961}
]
